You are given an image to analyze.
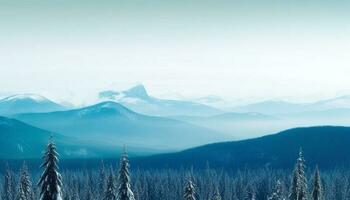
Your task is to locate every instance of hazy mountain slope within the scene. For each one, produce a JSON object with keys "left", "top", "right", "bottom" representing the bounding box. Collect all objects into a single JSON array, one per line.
[
  {"left": 170, "top": 112, "right": 279, "bottom": 138},
  {"left": 0, "top": 116, "right": 123, "bottom": 159},
  {"left": 99, "top": 84, "right": 222, "bottom": 116},
  {"left": 232, "top": 96, "right": 350, "bottom": 115},
  {"left": 0, "top": 94, "right": 65, "bottom": 115},
  {"left": 14, "top": 101, "right": 227, "bottom": 149},
  {"left": 133, "top": 126, "right": 350, "bottom": 169},
  {"left": 232, "top": 100, "right": 308, "bottom": 114}
]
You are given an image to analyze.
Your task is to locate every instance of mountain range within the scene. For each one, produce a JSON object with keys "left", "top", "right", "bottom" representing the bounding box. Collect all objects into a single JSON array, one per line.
[
  {"left": 232, "top": 95, "right": 350, "bottom": 114},
  {"left": 0, "top": 94, "right": 65, "bottom": 115},
  {"left": 99, "top": 84, "right": 222, "bottom": 116},
  {"left": 0, "top": 116, "right": 122, "bottom": 159},
  {"left": 13, "top": 101, "right": 228, "bottom": 150},
  {"left": 133, "top": 126, "right": 350, "bottom": 170}
]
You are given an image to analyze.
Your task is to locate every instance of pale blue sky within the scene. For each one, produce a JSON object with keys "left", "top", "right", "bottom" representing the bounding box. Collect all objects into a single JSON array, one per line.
[{"left": 1, "top": 0, "right": 350, "bottom": 104}]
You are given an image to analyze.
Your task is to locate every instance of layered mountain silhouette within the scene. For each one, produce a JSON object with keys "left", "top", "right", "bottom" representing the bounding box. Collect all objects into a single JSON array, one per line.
[
  {"left": 0, "top": 94, "right": 65, "bottom": 115},
  {"left": 0, "top": 116, "right": 121, "bottom": 159},
  {"left": 99, "top": 84, "right": 222, "bottom": 116},
  {"left": 232, "top": 95, "right": 350, "bottom": 114},
  {"left": 14, "top": 101, "right": 227, "bottom": 150},
  {"left": 171, "top": 112, "right": 278, "bottom": 138},
  {"left": 133, "top": 126, "right": 350, "bottom": 170}
]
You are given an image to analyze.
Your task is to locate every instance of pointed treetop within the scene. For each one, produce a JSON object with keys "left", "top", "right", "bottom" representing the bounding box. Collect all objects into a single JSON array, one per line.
[{"left": 299, "top": 147, "right": 303, "bottom": 158}]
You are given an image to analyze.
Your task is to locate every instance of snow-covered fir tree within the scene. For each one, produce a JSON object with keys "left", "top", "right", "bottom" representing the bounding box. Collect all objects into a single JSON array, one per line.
[
  {"left": 3, "top": 165, "right": 13, "bottom": 200},
  {"left": 311, "top": 167, "right": 323, "bottom": 200},
  {"left": 289, "top": 148, "right": 308, "bottom": 200},
  {"left": 17, "top": 162, "right": 33, "bottom": 200},
  {"left": 99, "top": 160, "right": 107, "bottom": 197},
  {"left": 211, "top": 186, "right": 222, "bottom": 200},
  {"left": 268, "top": 180, "right": 285, "bottom": 200},
  {"left": 117, "top": 149, "right": 135, "bottom": 200},
  {"left": 38, "top": 137, "right": 63, "bottom": 200},
  {"left": 183, "top": 179, "right": 196, "bottom": 200},
  {"left": 85, "top": 173, "right": 95, "bottom": 200},
  {"left": 104, "top": 168, "right": 117, "bottom": 200},
  {"left": 244, "top": 184, "right": 256, "bottom": 200}
]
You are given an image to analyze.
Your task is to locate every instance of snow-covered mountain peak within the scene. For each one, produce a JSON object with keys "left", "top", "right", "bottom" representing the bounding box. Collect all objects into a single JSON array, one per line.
[{"left": 0, "top": 94, "right": 49, "bottom": 103}]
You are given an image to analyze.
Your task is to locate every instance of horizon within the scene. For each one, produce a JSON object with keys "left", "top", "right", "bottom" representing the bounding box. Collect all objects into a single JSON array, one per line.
[{"left": 2, "top": 83, "right": 350, "bottom": 107}]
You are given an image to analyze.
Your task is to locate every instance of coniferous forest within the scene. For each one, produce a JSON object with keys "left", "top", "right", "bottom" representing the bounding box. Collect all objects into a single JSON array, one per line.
[{"left": 2, "top": 139, "right": 350, "bottom": 200}]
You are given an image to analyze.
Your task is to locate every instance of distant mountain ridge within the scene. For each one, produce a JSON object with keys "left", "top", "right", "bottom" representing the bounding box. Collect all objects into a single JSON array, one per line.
[
  {"left": 99, "top": 84, "right": 222, "bottom": 116},
  {"left": 14, "top": 101, "right": 228, "bottom": 150},
  {"left": 232, "top": 95, "right": 350, "bottom": 114},
  {"left": 133, "top": 126, "right": 350, "bottom": 170},
  {"left": 0, "top": 116, "right": 121, "bottom": 159},
  {"left": 0, "top": 94, "right": 65, "bottom": 115}
]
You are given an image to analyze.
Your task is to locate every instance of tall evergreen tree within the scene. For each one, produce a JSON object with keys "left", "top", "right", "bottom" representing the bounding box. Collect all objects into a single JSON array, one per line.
[
  {"left": 289, "top": 148, "right": 308, "bottom": 200},
  {"left": 116, "top": 149, "right": 135, "bottom": 200},
  {"left": 268, "top": 180, "right": 285, "bottom": 200},
  {"left": 244, "top": 184, "right": 256, "bottom": 200},
  {"left": 104, "top": 168, "right": 117, "bottom": 200},
  {"left": 311, "top": 167, "right": 323, "bottom": 200},
  {"left": 99, "top": 160, "right": 107, "bottom": 197},
  {"left": 85, "top": 173, "right": 95, "bottom": 200},
  {"left": 3, "top": 165, "right": 13, "bottom": 200},
  {"left": 184, "top": 179, "right": 196, "bottom": 200},
  {"left": 211, "top": 186, "right": 222, "bottom": 200},
  {"left": 38, "top": 137, "right": 63, "bottom": 200},
  {"left": 297, "top": 149, "right": 308, "bottom": 200},
  {"left": 17, "top": 162, "right": 33, "bottom": 200},
  {"left": 289, "top": 168, "right": 299, "bottom": 200}
]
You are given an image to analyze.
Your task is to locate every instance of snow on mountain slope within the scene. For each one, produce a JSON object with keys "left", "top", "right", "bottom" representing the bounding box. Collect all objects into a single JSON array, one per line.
[
  {"left": 99, "top": 84, "right": 222, "bottom": 116},
  {"left": 0, "top": 94, "right": 65, "bottom": 115},
  {"left": 14, "top": 101, "right": 228, "bottom": 150}
]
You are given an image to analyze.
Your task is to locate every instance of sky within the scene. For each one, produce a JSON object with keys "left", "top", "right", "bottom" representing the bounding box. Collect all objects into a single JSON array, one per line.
[{"left": 1, "top": 0, "right": 350, "bottom": 105}]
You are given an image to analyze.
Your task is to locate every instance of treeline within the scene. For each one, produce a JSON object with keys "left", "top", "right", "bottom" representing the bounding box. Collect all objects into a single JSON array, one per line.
[{"left": 1, "top": 139, "right": 350, "bottom": 200}]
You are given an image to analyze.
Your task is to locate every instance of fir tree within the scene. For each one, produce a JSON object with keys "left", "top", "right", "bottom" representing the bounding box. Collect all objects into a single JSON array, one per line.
[
  {"left": 104, "top": 168, "right": 117, "bottom": 200},
  {"left": 211, "top": 186, "right": 222, "bottom": 200},
  {"left": 268, "top": 180, "right": 285, "bottom": 200},
  {"left": 116, "top": 149, "right": 135, "bottom": 200},
  {"left": 297, "top": 149, "right": 308, "bottom": 200},
  {"left": 3, "top": 165, "right": 13, "bottom": 200},
  {"left": 289, "top": 148, "right": 308, "bottom": 200},
  {"left": 17, "top": 162, "right": 33, "bottom": 200},
  {"left": 244, "top": 184, "right": 256, "bottom": 200},
  {"left": 99, "top": 160, "right": 107, "bottom": 197},
  {"left": 85, "top": 173, "right": 95, "bottom": 200},
  {"left": 38, "top": 137, "right": 63, "bottom": 200},
  {"left": 184, "top": 179, "right": 196, "bottom": 200},
  {"left": 311, "top": 167, "right": 323, "bottom": 200}
]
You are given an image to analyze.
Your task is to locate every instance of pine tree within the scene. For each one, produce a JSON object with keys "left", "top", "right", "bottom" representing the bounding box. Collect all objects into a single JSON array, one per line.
[
  {"left": 116, "top": 149, "right": 135, "bottom": 200},
  {"left": 104, "top": 168, "right": 117, "bottom": 200},
  {"left": 17, "top": 162, "right": 33, "bottom": 200},
  {"left": 3, "top": 165, "right": 13, "bottom": 200},
  {"left": 311, "top": 167, "right": 323, "bottom": 200},
  {"left": 38, "top": 137, "right": 63, "bottom": 200},
  {"left": 244, "top": 184, "right": 256, "bottom": 200},
  {"left": 211, "top": 186, "right": 222, "bottom": 200},
  {"left": 85, "top": 173, "right": 95, "bottom": 200},
  {"left": 289, "top": 168, "right": 299, "bottom": 200},
  {"left": 289, "top": 148, "right": 308, "bottom": 200},
  {"left": 99, "top": 160, "right": 107, "bottom": 197},
  {"left": 184, "top": 179, "right": 196, "bottom": 200},
  {"left": 268, "top": 180, "right": 285, "bottom": 200},
  {"left": 297, "top": 149, "right": 308, "bottom": 200}
]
